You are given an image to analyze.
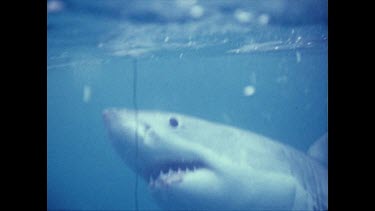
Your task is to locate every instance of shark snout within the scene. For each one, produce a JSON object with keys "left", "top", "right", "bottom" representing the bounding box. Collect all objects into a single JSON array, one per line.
[
  {"left": 103, "top": 108, "right": 138, "bottom": 126},
  {"left": 103, "top": 108, "right": 139, "bottom": 141}
]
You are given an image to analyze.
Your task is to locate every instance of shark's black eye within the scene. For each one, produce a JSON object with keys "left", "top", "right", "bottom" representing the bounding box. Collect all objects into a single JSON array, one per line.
[{"left": 169, "top": 117, "right": 179, "bottom": 128}]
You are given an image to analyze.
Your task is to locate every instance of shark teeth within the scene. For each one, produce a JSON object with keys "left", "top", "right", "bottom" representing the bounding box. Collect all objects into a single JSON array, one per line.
[
  {"left": 149, "top": 165, "right": 200, "bottom": 187},
  {"left": 147, "top": 159, "right": 207, "bottom": 187}
]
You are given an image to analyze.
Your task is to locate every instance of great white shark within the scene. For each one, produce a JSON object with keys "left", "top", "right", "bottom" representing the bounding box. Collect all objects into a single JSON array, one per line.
[{"left": 103, "top": 108, "right": 328, "bottom": 211}]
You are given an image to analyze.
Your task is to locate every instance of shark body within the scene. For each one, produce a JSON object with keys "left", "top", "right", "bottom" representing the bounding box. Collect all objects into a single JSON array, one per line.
[{"left": 103, "top": 108, "right": 328, "bottom": 211}]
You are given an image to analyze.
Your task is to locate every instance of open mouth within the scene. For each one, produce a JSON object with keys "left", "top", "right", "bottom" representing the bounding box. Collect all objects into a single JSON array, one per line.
[{"left": 144, "top": 160, "right": 207, "bottom": 188}]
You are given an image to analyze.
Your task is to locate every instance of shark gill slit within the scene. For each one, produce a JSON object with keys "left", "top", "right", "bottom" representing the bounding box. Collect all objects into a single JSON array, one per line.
[{"left": 132, "top": 58, "right": 139, "bottom": 211}]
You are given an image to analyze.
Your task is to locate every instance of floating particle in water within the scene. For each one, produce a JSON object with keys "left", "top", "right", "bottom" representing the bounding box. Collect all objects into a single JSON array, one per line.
[
  {"left": 83, "top": 85, "right": 91, "bottom": 103},
  {"left": 250, "top": 72, "right": 257, "bottom": 84},
  {"left": 47, "top": 0, "right": 64, "bottom": 13},
  {"left": 243, "top": 86, "right": 256, "bottom": 96},
  {"left": 296, "top": 51, "right": 301, "bottom": 63},
  {"left": 234, "top": 9, "right": 253, "bottom": 23},
  {"left": 276, "top": 76, "right": 288, "bottom": 84},
  {"left": 258, "top": 14, "right": 270, "bottom": 25},
  {"left": 164, "top": 36, "right": 169, "bottom": 43},
  {"left": 176, "top": 0, "right": 197, "bottom": 8},
  {"left": 190, "top": 5, "right": 204, "bottom": 18},
  {"left": 187, "top": 41, "right": 193, "bottom": 46},
  {"left": 179, "top": 53, "right": 183, "bottom": 59}
]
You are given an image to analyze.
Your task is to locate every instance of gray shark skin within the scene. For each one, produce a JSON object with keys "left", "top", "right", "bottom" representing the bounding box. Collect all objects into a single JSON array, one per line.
[{"left": 103, "top": 108, "right": 327, "bottom": 211}]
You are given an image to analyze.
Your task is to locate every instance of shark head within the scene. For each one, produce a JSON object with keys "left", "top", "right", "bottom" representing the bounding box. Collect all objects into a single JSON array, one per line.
[
  {"left": 103, "top": 108, "right": 325, "bottom": 210},
  {"left": 103, "top": 108, "right": 228, "bottom": 209}
]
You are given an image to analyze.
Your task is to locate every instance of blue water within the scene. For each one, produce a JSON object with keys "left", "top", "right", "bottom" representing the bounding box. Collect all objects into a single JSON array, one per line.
[{"left": 47, "top": 0, "right": 327, "bottom": 210}]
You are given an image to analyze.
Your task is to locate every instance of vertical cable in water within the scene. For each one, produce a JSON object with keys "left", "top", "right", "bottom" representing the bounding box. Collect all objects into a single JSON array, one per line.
[{"left": 132, "top": 58, "right": 139, "bottom": 211}]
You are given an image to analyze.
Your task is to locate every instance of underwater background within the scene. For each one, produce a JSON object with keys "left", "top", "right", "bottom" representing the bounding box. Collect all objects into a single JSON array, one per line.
[{"left": 47, "top": 0, "right": 327, "bottom": 210}]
